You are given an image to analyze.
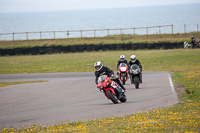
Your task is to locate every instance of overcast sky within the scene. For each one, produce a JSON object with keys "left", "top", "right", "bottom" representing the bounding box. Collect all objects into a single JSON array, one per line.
[{"left": 0, "top": 0, "right": 200, "bottom": 13}]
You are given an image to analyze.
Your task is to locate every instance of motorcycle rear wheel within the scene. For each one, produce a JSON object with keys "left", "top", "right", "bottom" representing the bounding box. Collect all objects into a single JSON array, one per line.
[{"left": 107, "top": 90, "right": 118, "bottom": 104}]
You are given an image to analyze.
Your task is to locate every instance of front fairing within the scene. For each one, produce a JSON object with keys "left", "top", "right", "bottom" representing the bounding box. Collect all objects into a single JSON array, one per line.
[
  {"left": 97, "top": 75, "right": 116, "bottom": 98},
  {"left": 97, "top": 75, "right": 112, "bottom": 90},
  {"left": 119, "top": 63, "right": 128, "bottom": 73},
  {"left": 130, "top": 64, "right": 141, "bottom": 75},
  {"left": 118, "top": 63, "right": 129, "bottom": 82}
]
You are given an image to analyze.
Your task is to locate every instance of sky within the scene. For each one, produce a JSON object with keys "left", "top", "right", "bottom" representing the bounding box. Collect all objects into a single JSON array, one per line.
[{"left": 0, "top": 0, "right": 200, "bottom": 13}]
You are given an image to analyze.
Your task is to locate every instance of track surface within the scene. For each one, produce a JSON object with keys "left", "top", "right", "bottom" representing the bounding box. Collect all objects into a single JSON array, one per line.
[{"left": 0, "top": 72, "right": 179, "bottom": 129}]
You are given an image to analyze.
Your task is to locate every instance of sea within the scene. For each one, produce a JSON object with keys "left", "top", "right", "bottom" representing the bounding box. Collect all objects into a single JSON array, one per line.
[{"left": 0, "top": 3, "right": 200, "bottom": 40}]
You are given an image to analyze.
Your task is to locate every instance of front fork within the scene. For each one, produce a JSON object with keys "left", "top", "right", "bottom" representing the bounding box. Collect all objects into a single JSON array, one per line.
[{"left": 130, "top": 73, "right": 142, "bottom": 83}]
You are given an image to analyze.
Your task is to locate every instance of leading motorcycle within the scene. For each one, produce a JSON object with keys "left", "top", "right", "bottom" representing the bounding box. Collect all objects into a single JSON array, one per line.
[{"left": 97, "top": 75, "right": 127, "bottom": 104}]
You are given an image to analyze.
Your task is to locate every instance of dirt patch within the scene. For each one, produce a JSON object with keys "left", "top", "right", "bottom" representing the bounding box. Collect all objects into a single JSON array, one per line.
[{"left": 174, "top": 83, "right": 187, "bottom": 99}]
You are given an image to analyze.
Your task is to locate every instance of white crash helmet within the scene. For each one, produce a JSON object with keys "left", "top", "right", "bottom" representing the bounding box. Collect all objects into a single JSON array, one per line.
[
  {"left": 130, "top": 55, "right": 136, "bottom": 63},
  {"left": 94, "top": 61, "right": 103, "bottom": 71},
  {"left": 120, "top": 55, "right": 125, "bottom": 61}
]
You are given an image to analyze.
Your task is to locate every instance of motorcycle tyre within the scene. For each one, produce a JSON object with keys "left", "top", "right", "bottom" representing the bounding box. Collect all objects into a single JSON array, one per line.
[
  {"left": 107, "top": 90, "right": 118, "bottom": 104},
  {"left": 122, "top": 74, "right": 126, "bottom": 85},
  {"left": 130, "top": 75, "right": 133, "bottom": 84},
  {"left": 134, "top": 76, "right": 140, "bottom": 89},
  {"left": 119, "top": 93, "right": 127, "bottom": 103}
]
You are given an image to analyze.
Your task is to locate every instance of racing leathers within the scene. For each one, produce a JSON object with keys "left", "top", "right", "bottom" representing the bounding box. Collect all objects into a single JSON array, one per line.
[
  {"left": 95, "top": 66, "right": 126, "bottom": 90},
  {"left": 191, "top": 36, "right": 195, "bottom": 48},
  {"left": 128, "top": 59, "right": 143, "bottom": 83},
  {"left": 116, "top": 59, "right": 128, "bottom": 70}
]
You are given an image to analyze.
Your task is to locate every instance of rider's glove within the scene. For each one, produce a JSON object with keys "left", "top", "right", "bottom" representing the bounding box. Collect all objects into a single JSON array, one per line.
[{"left": 99, "top": 86, "right": 104, "bottom": 92}]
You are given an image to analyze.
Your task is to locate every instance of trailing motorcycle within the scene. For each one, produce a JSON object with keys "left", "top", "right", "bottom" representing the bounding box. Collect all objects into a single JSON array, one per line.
[
  {"left": 129, "top": 64, "right": 141, "bottom": 89},
  {"left": 118, "top": 63, "right": 129, "bottom": 85},
  {"left": 97, "top": 75, "right": 127, "bottom": 104}
]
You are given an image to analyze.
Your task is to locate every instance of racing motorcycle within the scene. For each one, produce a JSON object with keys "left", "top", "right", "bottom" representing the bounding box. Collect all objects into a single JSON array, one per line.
[
  {"left": 118, "top": 63, "right": 129, "bottom": 85},
  {"left": 129, "top": 64, "right": 141, "bottom": 89},
  {"left": 97, "top": 75, "right": 127, "bottom": 104}
]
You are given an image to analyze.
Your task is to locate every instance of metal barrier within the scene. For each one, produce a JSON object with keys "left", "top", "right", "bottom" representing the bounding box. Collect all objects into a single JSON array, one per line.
[{"left": 0, "top": 24, "right": 174, "bottom": 41}]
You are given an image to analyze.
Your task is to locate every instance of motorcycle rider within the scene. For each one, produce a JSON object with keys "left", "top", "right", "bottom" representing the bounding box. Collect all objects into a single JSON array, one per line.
[
  {"left": 128, "top": 55, "right": 143, "bottom": 83},
  {"left": 94, "top": 61, "right": 126, "bottom": 91},
  {"left": 116, "top": 55, "right": 128, "bottom": 70},
  {"left": 191, "top": 36, "right": 196, "bottom": 49}
]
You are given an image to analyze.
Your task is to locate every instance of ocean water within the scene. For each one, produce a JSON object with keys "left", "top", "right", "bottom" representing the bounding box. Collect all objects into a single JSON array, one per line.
[{"left": 0, "top": 3, "right": 200, "bottom": 40}]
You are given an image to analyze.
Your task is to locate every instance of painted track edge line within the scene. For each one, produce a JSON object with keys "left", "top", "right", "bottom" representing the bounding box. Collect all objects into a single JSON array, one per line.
[{"left": 168, "top": 73, "right": 179, "bottom": 104}]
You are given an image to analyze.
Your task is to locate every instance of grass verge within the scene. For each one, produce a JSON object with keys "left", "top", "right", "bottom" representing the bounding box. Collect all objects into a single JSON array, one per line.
[
  {"left": 0, "top": 80, "right": 48, "bottom": 88},
  {"left": 0, "top": 49, "right": 200, "bottom": 132},
  {"left": 0, "top": 49, "right": 200, "bottom": 74},
  {"left": 0, "top": 32, "right": 200, "bottom": 49}
]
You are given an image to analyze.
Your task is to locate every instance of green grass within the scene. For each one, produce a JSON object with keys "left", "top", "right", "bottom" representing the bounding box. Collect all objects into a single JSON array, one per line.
[
  {"left": 0, "top": 49, "right": 200, "bottom": 133},
  {"left": 0, "top": 32, "right": 200, "bottom": 49},
  {"left": 0, "top": 49, "right": 200, "bottom": 74}
]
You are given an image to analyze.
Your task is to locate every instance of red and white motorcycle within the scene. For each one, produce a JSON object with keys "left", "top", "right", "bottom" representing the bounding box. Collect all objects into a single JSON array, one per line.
[
  {"left": 97, "top": 75, "right": 127, "bottom": 104},
  {"left": 118, "top": 63, "right": 129, "bottom": 85}
]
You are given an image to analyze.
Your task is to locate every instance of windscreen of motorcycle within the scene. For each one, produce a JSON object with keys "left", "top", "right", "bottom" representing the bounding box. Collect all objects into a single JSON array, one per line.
[
  {"left": 131, "top": 64, "right": 139, "bottom": 70},
  {"left": 120, "top": 63, "right": 127, "bottom": 67},
  {"left": 98, "top": 75, "right": 106, "bottom": 83}
]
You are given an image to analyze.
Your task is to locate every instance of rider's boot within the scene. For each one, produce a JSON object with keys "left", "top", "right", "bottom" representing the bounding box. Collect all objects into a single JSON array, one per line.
[
  {"left": 117, "top": 78, "right": 126, "bottom": 91},
  {"left": 115, "top": 86, "right": 123, "bottom": 99}
]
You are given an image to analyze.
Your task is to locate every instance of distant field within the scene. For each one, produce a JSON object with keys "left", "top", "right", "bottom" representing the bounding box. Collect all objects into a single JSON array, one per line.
[{"left": 0, "top": 32, "right": 199, "bottom": 49}]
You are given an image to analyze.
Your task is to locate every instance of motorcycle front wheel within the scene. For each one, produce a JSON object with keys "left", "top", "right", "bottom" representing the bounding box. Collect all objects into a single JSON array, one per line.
[
  {"left": 122, "top": 74, "right": 126, "bottom": 85},
  {"left": 106, "top": 90, "right": 118, "bottom": 104},
  {"left": 134, "top": 76, "right": 140, "bottom": 89}
]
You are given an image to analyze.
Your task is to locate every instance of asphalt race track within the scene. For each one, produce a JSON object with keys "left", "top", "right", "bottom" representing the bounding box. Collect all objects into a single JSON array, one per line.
[{"left": 0, "top": 72, "right": 179, "bottom": 129}]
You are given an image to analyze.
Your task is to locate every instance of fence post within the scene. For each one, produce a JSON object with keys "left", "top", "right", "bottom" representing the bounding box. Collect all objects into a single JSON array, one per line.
[
  {"left": 159, "top": 26, "right": 161, "bottom": 34},
  {"left": 146, "top": 27, "right": 148, "bottom": 35},
  {"left": 54, "top": 31, "right": 55, "bottom": 39},
  {"left": 197, "top": 24, "right": 199, "bottom": 32},
  {"left": 184, "top": 24, "right": 186, "bottom": 33},
  {"left": 12, "top": 33, "right": 14, "bottom": 41},
  {"left": 80, "top": 30, "right": 82, "bottom": 38},
  {"left": 26, "top": 32, "right": 28, "bottom": 40},
  {"left": 67, "top": 31, "right": 69, "bottom": 38},
  {"left": 40, "top": 32, "right": 42, "bottom": 39},
  {"left": 133, "top": 28, "right": 135, "bottom": 35},
  {"left": 107, "top": 29, "right": 109, "bottom": 36},
  {"left": 172, "top": 24, "right": 173, "bottom": 34},
  {"left": 120, "top": 29, "right": 122, "bottom": 35},
  {"left": 94, "top": 30, "right": 96, "bottom": 37}
]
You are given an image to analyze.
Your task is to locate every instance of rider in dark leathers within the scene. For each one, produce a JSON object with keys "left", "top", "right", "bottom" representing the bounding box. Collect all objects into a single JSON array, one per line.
[
  {"left": 94, "top": 61, "right": 126, "bottom": 91},
  {"left": 191, "top": 36, "right": 196, "bottom": 49},
  {"left": 128, "top": 55, "right": 143, "bottom": 83},
  {"left": 116, "top": 55, "right": 128, "bottom": 70}
]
